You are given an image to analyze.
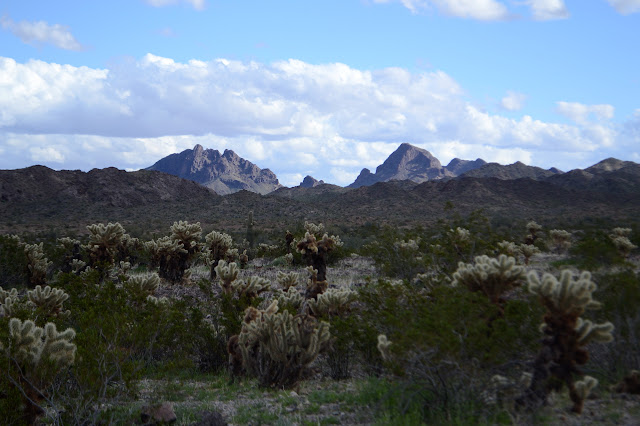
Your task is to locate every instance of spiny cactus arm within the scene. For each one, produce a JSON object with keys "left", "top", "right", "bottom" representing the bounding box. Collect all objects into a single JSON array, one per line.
[
  {"left": 86, "top": 222, "right": 126, "bottom": 248},
  {"left": 232, "top": 276, "right": 271, "bottom": 298},
  {"left": 575, "top": 318, "right": 614, "bottom": 344},
  {"left": 277, "top": 271, "right": 300, "bottom": 290},
  {"left": 27, "top": 285, "right": 70, "bottom": 317},
  {"left": 308, "top": 288, "right": 357, "bottom": 317},
  {"left": 297, "top": 232, "right": 319, "bottom": 254},
  {"left": 40, "top": 322, "right": 76, "bottom": 367},
  {"left": 127, "top": 273, "right": 160, "bottom": 296},
  {"left": 377, "top": 334, "right": 392, "bottom": 361},
  {"left": 215, "top": 260, "right": 239, "bottom": 294},
  {"left": 304, "top": 221, "right": 325, "bottom": 236},
  {"left": 276, "top": 288, "right": 304, "bottom": 310},
  {"left": 8, "top": 319, "right": 44, "bottom": 365}
]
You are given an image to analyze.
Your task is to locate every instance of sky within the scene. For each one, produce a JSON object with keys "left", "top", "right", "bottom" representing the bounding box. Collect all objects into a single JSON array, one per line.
[{"left": 1, "top": 0, "right": 639, "bottom": 187}]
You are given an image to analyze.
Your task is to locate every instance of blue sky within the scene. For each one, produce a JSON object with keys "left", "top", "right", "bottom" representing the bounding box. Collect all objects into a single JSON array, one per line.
[{"left": 1, "top": 0, "right": 639, "bottom": 186}]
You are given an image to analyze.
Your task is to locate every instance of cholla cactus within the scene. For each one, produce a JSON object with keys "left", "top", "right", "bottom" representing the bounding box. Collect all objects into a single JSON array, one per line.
[
  {"left": 525, "top": 221, "right": 542, "bottom": 244},
  {"left": 285, "top": 230, "right": 294, "bottom": 254},
  {"left": 171, "top": 221, "right": 202, "bottom": 257},
  {"left": 517, "top": 270, "right": 614, "bottom": 414},
  {"left": 232, "top": 276, "right": 271, "bottom": 299},
  {"left": 276, "top": 288, "right": 304, "bottom": 311},
  {"left": 304, "top": 266, "right": 328, "bottom": 300},
  {"left": 296, "top": 223, "right": 343, "bottom": 283},
  {"left": 57, "top": 237, "right": 83, "bottom": 274},
  {"left": 549, "top": 229, "right": 572, "bottom": 253},
  {"left": 304, "top": 221, "right": 325, "bottom": 236},
  {"left": 214, "top": 260, "right": 239, "bottom": 295},
  {"left": 246, "top": 210, "right": 256, "bottom": 248},
  {"left": 451, "top": 254, "right": 525, "bottom": 306},
  {"left": 86, "top": 222, "right": 126, "bottom": 266},
  {"left": 27, "top": 285, "right": 70, "bottom": 318},
  {"left": 277, "top": 271, "right": 300, "bottom": 291},
  {"left": 393, "top": 238, "right": 420, "bottom": 251},
  {"left": 24, "top": 243, "right": 52, "bottom": 287},
  {"left": 497, "top": 241, "right": 518, "bottom": 257},
  {"left": 205, "top": 230, "right": 233, "bottom": 279},
  {"left": 377, "top": 334, "right": 392, "bottom": 362},
  {"left": 0, "top": 286, "right": 19, "bottom": 317},
  {"left": 308, "top": 287, "right": 357, "bottom": 318},
  {"left": 237, "top": 300, "right": 330, "bottom": 388},
  {"left": 148, "top": 236, "right": 189, "bottom": 283},
  {"left": 3, "top": 318, "right": 76, "bottom": 424},
  {"left": 609, "top": 228, "right": 637, "bottom": 257},
  {"left": 127, "top": 273, "right": 160, "bottom": 298},
  {"left": 518, "top": 243, "right": 540, "bottom": 265}
]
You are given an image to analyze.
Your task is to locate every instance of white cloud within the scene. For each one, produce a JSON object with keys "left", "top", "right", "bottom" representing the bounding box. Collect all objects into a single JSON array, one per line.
[
  {"left": 0, "top": 16, "right": 84, "bottom": 51},
  {"left": 372, "top": 0, "right": 510, "bottom": 20},
  {"left": 606, "top": 0, "right": 640, "bottom": 14},
  {"left": 500, "top": 91, "right": 527, "bottom": 111},
  {"left": 30, "top": 146, "right": 65, "bottom": 163},
  {"left": 556, "top": 101, "right": 615, "bottom": 125},
  {"left": 527, "top": 0, "right": 569, "bottom": 20},
  {"left": 144, "top": 0, "right": 206, "bottom": 10},
  {"left": 1, "top": 55, "right": 635, "bottom": 185}
]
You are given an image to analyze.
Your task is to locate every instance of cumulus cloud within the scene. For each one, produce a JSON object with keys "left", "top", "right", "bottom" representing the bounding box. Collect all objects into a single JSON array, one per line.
[
  {"left": 144, "top": 0, "right": 206, "bottom": 10},
  {"left": 500, "top": 91, "right": 527, "bottom": 111},
  {"left": 606, "top": 0, "right": 640, "bottom": 14},
  {"left": 0, "top": 54, "right": 634, "bottom": 186},
  {"left": 0, "top": 16, "right": 84, "bottom": 51},
  {"left": 527, "top": 0, "right": 569, "bottom": 20},
  {"left": 372, "top": 0, "right": 510, "bottom": 20},
  {"left": 556, "top": 101, "right": 615, "bottom": 124}
]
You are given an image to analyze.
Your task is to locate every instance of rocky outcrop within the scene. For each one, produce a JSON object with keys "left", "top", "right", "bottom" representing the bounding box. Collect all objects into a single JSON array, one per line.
[
  {"left": 300, "top": 175, "right": 325, "bottom": 188},
  {"left": 147, "top": 144, "right": 282, "bottom": 195},
  {"left": 444, "top": 158, "right": 487, "bottom": 176},
  {"left": 461, "top": 161, "right": 562, "bottom": 180}
]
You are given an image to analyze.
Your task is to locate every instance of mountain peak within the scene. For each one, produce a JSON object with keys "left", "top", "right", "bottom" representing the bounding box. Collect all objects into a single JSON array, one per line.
[
  {"left": 147, "top": 145, "right": 281, "bottom": 195},
  {"left": 300, "top": 175, "right": 325, "bottom": 188}
]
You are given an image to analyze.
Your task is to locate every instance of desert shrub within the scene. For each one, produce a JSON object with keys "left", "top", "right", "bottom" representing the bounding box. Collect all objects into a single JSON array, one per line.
[
  {"left": 589, "top": 270, "right": 640, "bottom": 382},
  {"left": 354, "top": 280, "right": 541, "bottom": 374},
  {"left": 568, "top": 229, "right": 627, "bottom": 270},
  {"left": 0, "top": 234, "right": 28, "bottom": 288},
  {"left": 44, "top": 270, "right": 218, "bottom": 422}
]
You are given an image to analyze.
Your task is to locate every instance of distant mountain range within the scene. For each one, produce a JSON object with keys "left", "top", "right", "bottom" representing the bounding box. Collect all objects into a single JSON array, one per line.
[
  {"left": 146, "top": 142, "right": 567, "bottom": 193},
  {"left": 1, "top": 143, "right": 639, "bottom": 234}
]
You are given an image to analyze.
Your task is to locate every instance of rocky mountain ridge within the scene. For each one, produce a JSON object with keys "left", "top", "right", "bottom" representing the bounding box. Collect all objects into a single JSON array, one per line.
[{"left": 146, "top": 144, "right": 282, "bottom": 195}]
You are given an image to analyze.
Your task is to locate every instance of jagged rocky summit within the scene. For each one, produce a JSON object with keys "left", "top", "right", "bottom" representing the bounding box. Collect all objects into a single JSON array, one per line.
[
  {"left": 299, "top": 175, "right": 325, "bottom": 188},
  {"left": 147, "top": 144, "right": 282, "bottom": 195},
  {"left": 348, "top": 143, "right": 487, "bottom": 188}
]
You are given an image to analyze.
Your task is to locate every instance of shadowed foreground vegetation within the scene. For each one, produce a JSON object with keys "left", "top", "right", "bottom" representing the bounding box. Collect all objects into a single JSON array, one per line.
[{"left": 1, "top": 211, "right": 639, "bottom": 425}]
